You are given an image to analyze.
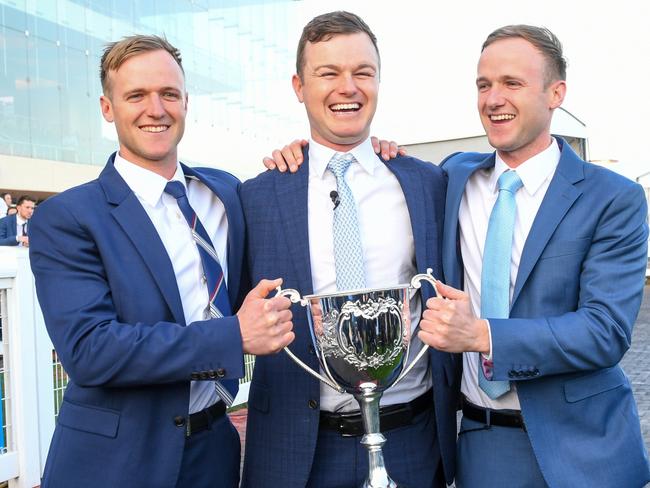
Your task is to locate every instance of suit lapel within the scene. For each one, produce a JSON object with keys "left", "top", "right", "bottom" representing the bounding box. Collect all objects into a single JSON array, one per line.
[
  {"left": 443, "top": 154, "right": 494, "bottom": 288},
  {"left": 512, "top": 141, "right": 584, "bottom": 305},
  {"left": 99, "top": 153, "right": 186, "bottom": 324},
  {"left": 275, "top": 150, "right": 314, "bottom": 295},
  {"left": 385, "top": 159, "right": 428, "bottom": 276},
  {"left": 182, "top": 164, "right": 244, "bottom": 306}
]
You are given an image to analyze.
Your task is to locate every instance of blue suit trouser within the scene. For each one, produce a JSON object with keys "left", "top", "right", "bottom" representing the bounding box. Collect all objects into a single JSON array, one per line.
[
  {"left": 456, "top": 416, "right": 547, "bottom": 488},
  {"left": 175, "top": 414, "right": 240, "bottom": 488},
  {"left": 306, "top": 409, "right": 444, "bottom": 488}
]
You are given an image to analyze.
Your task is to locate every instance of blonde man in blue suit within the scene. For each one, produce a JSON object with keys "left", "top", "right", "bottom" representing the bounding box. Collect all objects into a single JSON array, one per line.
[{"left": 418, "top": 25, "right": 649, "bottom": 487}]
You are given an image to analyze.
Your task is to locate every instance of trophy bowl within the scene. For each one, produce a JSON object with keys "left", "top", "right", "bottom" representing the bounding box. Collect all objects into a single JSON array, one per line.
[{"left": 277, "top": 268, "right": 440, "bottom": 488}]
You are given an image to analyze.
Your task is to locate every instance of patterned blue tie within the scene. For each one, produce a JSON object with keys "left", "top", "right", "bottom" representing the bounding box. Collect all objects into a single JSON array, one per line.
[
  {"left": 479, "top": 170, "right": 523, "bottom": 399},
  {"left": 328, "top": 153, "right": 366, "bottom": 291},
  {"left": 164, "top": 180, "right": 238, "bottom": 406}
]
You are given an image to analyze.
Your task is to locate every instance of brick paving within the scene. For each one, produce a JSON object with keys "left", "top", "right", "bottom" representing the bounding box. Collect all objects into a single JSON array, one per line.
[{"left": 621, "top": 284, "right": 650, "bottom": 449}]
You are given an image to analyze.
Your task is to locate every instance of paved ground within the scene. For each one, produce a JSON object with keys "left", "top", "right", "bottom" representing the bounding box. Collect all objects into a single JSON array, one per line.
[
  {"left": 621, "top": 284, "right": 650, "bottom": 447},
  {"left": 229, "top": 284, "right": 650, "bottom": 468}
]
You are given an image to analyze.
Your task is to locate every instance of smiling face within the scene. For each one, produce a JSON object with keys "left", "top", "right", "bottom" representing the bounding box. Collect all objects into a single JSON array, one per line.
[
  {"left": 100, "top": 49, "right": 187, "bottom": 178},
  {"left": 292, "top": 32, "right": 379, "bottom": 152},
  {"left": 477, "top": 37, "right": 566, "bottom": 167}
]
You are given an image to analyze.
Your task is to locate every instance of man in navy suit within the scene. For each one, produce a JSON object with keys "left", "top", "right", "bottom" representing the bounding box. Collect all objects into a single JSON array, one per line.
[
  {"left": 418, "top": 25, "right": 650, "bottom": 487},
  {"left": 240, "top": 11, "right": 458, "bottom": 488},
  {"left": 29, "top": 35, "right": 294, "bottom": 488},
  {"left": 0, "top": 195, "right": 34, "bottom": 246}
]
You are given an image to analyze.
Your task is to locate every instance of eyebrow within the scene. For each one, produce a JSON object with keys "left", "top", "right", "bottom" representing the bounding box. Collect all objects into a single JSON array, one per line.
[{"left": 313, "top": 63, "right": 377, "bottom": 71}]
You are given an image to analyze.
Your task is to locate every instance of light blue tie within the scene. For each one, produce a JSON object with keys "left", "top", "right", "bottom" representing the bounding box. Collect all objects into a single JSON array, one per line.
[
  {"left": 479, "top": 170, "right": 523, "bottom": 399},
  {"left": 328, "top": 153, "right": 366, "bottom": 291}
]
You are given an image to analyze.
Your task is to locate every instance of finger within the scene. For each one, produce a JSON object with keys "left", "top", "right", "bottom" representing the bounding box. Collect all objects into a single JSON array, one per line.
[
  {"left": 272, "top": 149, "right": 287, "bottom": 172},
  {"left": 281, "top": 330, "right": 296, "bottom": 347},
  {"left": 379, "top": 140, "right": 391, "bottom": 160},
  {"left": 389, "top": 141, "right": 399, "bottom": 158},
  {"left": 397, "top": 146, "right": 408, "bottom": 156},
  {"left": 371, "top": 135, "right": 380, "bottom": 154},
  {"left": 435, "top": 282, "right": 467, "bottom": 300},
  {"left": 425, "top": 296, "right": 447, "bottom": 310},
  {"left": 263, "top": 156, "right": 277, "bottom": 170},
  {"left": 268, "top": 296, "right": 292, "bottom": 312},
  {"left": 275, "top": 309, "right": 292, "bottom": 323},
  {"left": 252, "top": 278, "right": 283, "bottom": 298},
  {"left": 289, "top": 139, "right": 306, "bottom": 162}
]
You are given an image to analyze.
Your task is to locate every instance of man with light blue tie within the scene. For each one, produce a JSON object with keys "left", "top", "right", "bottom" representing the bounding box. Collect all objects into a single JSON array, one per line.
[
  {"left": 240, "top": 11, "right": 458, "bottom": 488},
  {"left": 419, "top": 25, "right": 650, "bottom": 487}
]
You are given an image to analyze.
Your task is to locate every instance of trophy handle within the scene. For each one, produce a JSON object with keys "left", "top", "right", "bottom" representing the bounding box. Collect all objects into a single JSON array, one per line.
[
  {"left": 276, "top": 287, "right": 346, "bottom": 393},
  {"left": 392, "top": 268, "right": 441, "bottom": 387}
]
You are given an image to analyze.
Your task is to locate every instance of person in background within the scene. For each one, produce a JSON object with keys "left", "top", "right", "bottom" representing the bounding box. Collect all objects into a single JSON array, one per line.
[{"left": 0, "top": 195, "right": 35, "bottom": 247}]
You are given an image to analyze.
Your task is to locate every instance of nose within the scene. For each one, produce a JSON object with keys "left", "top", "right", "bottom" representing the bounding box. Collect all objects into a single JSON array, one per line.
[
  {"left": 145, "top": 93, "right": 166, "bottom": 118},
  {"left": 336, "top": 73, "right": 358, "bottom": 96},
  {"left": 484, "top": 86, "right": 505, "bottom": 109}
]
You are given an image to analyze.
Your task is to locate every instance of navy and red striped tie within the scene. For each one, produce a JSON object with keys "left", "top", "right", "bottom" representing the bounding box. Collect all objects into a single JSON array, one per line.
[{"left": 164, "top": 180, "right": 238, "bottom": 405}]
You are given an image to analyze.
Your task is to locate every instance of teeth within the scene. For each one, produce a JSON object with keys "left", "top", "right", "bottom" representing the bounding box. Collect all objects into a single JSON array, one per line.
[
  {"left": 141, "top": 125, "right": 169, "bottom": 133},
  {"left": 490, "top": 114, "right": 515, "bottom": 121},
  {"left": 331, "top": 103, "right": 360, "bottom": 111}
]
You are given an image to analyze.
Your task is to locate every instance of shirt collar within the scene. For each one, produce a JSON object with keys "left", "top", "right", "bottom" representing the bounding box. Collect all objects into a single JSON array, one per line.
[
  {"left": 309, "top": 137, "right": 380, "bottom": 179},
  {"left": 16, "top": 215, "right": 27, "bottom": 225},
  {"left": 490, "top": 138, "right": 561, "bottom": 196},
  {"left": 114, "top": 152, "right": 186, "bottom": 207}
]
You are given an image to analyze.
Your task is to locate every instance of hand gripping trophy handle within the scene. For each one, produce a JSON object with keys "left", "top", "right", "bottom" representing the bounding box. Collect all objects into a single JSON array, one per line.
[
  {"left": 391, "top": 267, "right": 441, "bottom": 388},
  {"left": 276, "top": 268, "right": 441, "bottom": 394},
  {"left": 276, "top": 288, "right": 346, "bottom": 393}
]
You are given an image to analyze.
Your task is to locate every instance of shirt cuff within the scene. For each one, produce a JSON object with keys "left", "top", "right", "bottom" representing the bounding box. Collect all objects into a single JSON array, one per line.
[{"left": 480, "top": 319, "right": 493, "bottom": 361}]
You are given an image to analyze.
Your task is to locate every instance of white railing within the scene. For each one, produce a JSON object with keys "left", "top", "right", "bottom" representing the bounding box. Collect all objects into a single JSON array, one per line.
[
  {"left": 0, "top": 247, "right": 254, "bottom": 487},
  {"left": 0, "top": 247, "right": 52, "bottom": 488}
]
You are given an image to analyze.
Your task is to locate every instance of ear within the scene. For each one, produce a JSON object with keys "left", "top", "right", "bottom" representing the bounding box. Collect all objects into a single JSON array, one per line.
[
  {"left": 100, "top": 95, "right": 114, "bottom": 123},
  {"left": 548, "top": 79, "right": 566, "bottom": 110},
  {"left": 292, "top": 74, "right": 304, "bottom": 103}
]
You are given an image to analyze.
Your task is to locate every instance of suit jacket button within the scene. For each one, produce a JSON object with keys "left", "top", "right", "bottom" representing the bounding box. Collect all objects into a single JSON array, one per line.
[
  {"left": 308, "top": 399, "right": 318, "bottom": 409},
  {"left": 190, "top": 373, "right": 200, "bottom": 380},
  {"left": 216, "top": 368, "right": 226, "bottom": 378},
  {"left": 200, "top": 372, "right": 209, "bottom": 380},
  {"left": 208, "top": 370, "right": 217, "bottom": 379},
  {"left": 508, "top": 370, "right": 516, "bottom": 378},
  {"left": 174, "top": 416, "right": 186, "bottom": 427},
  {"left": 533, "top": 368, "right": 540, "bottom": 376}
]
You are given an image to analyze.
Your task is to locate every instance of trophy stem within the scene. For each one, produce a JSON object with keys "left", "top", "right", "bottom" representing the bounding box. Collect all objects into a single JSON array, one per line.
[{"left": 355, "top": 383, "right": 398, "bottom": 488}]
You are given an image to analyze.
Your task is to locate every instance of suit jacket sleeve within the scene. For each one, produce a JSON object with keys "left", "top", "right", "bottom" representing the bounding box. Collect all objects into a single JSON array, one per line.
[
  {"left": 490, "top": 182, "right": 648, "bottom": 379},
  {"left": 0, "top": 217, "right": 18, "bottom": 246},
  {"left": 29, "top": 196, "right": 245, "bottom": 388}
]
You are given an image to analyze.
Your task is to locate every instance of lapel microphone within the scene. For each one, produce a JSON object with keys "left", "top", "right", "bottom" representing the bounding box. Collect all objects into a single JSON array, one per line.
[{"left": 330, "top": 190, "right": 340, "bottom": 210}]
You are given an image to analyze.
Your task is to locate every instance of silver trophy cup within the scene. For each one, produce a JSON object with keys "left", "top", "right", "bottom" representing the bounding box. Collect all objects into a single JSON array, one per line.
[{"left": 277, "top": 268, "right": 440, "bottom": 488}]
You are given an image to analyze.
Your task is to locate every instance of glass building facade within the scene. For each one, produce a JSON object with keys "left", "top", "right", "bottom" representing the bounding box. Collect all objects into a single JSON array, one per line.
[{"left": 0, "top": 0, "right": 305, "bottom": 180}]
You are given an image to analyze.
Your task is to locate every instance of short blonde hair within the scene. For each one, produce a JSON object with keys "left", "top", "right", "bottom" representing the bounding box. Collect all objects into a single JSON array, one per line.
[{"left": 100, "top": 34, "right": 184, "bottom": 96}]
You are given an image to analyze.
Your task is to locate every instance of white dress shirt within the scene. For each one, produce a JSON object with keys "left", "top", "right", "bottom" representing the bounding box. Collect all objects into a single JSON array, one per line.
[
  {"left": 114, "top": 153, "right": 229, "bottom": 414},
  {"left": 307, "top": 138, "right": 432, "bottom": 412},
  {"left": 460, "top": 138, "right": 560, "bottom": 410},
  {"left": 16, "top": 215, "right": 28, "bottom": 244}
]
